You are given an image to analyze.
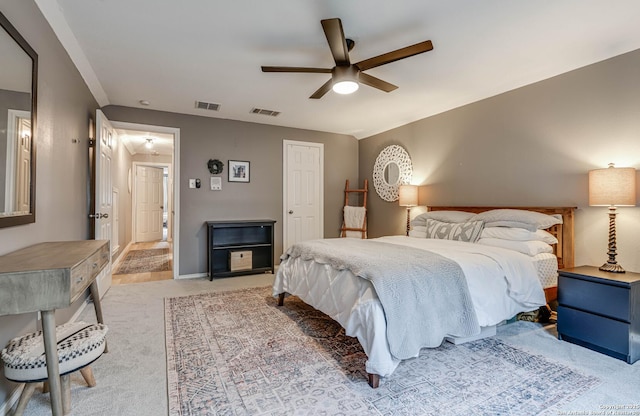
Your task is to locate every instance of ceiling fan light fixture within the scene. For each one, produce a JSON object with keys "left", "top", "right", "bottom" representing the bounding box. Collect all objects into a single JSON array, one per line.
[
  {"left": 332, "top": 80, "right": 359, "bottom": 95},
  {"left": 331, "top": 65, "right": 360, "bottom": 95}
]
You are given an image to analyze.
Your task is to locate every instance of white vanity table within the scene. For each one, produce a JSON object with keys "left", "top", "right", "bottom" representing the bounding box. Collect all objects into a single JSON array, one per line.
[{"left": 0, "top": 240, "right": 110, "bottom": 416}]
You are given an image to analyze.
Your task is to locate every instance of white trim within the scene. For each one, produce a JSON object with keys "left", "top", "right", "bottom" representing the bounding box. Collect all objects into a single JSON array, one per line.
[
  {"left": 0, "top": 384, "right": 23, "bottom": 416},
  {"left": 282, "top": 140, "right": 324, "bottom": 250},
  {"left": 35, "top": 0, "right": 109, "bottom": 106},
  {"left": 110, "top": 121, "right": 180, "bottom": 279},
  {"left": 111, "top": 187, "right": 120, "bottom": 255},
  {"left": 176, "top": 273, "right": 208, "bottom": 280},
  {"left": 4, "top": 109, "right": 30, "bottom": 213}
]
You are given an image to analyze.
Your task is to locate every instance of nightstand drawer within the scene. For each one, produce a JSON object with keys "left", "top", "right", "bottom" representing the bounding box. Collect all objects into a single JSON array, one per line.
[
  {"left": 557, "top": 306, "right": 629, "bottom": 357},
  {"left": 558, "top": 275, "right": 630, "bottom": 321}
]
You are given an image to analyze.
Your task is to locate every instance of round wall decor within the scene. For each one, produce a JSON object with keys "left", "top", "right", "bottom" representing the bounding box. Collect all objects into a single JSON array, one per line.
[
  {"left": 372, "top": 145, "right": 413, "bottom": 202},
  {"left": 207, "top": 159, "right": 224, "bottom": 175}
]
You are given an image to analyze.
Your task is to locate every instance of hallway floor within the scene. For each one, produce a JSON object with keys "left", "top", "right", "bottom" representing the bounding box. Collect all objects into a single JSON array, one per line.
[{"left": 112, "top": 240, "right": 173, "bottom": 285}]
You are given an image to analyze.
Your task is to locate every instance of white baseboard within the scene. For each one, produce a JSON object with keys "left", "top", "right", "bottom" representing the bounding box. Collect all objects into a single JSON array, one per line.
[
  {"left": 176, "top": 273, "right": 208, "bottom": 280},
  {"left": 111, "top": 241, "right": 133, "bottom": 268},
  {"left": 0, "top": 383, "right": 23, "bottom": 416}
]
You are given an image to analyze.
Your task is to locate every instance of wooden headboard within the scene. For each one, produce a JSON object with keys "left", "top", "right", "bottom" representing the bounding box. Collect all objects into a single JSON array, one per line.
[{"left": 427, "top": 206, "right": 576, "bottom": 269}]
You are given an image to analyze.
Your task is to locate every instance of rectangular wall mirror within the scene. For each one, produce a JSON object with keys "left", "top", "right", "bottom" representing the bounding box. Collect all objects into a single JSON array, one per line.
[{"left": 0, "top": 11, "right": 37, "bottom": 228}]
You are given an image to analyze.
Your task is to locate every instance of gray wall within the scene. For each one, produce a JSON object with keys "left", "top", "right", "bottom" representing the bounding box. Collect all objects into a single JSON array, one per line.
[
  {"left": 0, "top": 1, "right": 99, "bottom": 405},
  {"left": 102, "top": 105, "right": 359, "bottom": 276},
  {"left": 360, "top": 48, "right": 640, "bottom": 272}
]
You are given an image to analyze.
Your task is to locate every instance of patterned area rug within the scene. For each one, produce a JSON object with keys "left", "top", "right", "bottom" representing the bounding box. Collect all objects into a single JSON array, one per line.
[
  {"left": 165, "top": 287, "right": 599, "bottom": 415},
  {"left": 114, "top": 248, "right": 171, "bottom": 274}
]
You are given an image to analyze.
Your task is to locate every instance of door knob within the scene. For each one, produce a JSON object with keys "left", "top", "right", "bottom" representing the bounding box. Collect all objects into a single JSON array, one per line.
[{"left": 288, "top": 210, "right": 294, "bottom": 214}]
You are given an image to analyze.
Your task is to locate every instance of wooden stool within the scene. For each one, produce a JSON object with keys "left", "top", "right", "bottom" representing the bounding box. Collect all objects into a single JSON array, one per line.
[{"left": 1, "top": 321, "right": 108, "bottom": 416}]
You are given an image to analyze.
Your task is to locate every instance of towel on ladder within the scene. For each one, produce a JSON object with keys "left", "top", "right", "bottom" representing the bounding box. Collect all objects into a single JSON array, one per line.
[{"left": 343, "top": 206, "right": 366, "bottom": 238}]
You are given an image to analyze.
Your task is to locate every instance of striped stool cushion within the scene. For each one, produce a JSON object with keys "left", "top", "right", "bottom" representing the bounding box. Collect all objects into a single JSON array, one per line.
[{"left": 1, "top": 321, "right": 108, "bottom": 383}]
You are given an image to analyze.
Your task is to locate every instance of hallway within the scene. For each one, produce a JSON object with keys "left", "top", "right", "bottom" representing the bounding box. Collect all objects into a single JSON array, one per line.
[{"left": 112, "top": 240, "right": 173, "bottom": 285}]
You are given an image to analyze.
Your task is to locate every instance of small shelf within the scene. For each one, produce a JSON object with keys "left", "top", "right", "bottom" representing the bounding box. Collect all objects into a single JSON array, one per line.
[{"left": 206, "top": 219, "right": 276, "bottom": 280}]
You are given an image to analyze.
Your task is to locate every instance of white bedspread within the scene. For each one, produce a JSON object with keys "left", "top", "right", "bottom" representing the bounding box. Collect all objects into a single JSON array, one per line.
[{"left": 273, "top": 236, "right": 546, "bottom": 377}]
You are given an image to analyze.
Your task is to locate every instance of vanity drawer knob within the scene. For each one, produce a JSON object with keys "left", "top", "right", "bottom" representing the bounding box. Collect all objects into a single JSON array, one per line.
[{"left": 76, "top": 276, "right": 85, "bottom": 284}]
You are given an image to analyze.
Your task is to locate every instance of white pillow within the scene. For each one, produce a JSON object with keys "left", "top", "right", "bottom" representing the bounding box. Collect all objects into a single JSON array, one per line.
[
  {"left": 480, "top": 227, "right": 558, "bottom": 245},
  {"left": 426, "top": 219, "right": 484, "bottom": 242},
  {"left": 477, "top": 238, "right": 554, "bottom": 256},
  {"left": 408, "top": 229, "right": 427, "bottom": 238},
  {"left": 411, "top": 211, "right": 478, "bottom": 227},
  {"left": 476, "top": 209, "right": 562, "bottom": 232}
]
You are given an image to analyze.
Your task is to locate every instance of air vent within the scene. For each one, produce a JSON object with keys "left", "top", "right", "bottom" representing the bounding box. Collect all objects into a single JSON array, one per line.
[
  {"left": 250, "top": 108, "right": 280, "bottom": 117},
  {"left": 195, "top": 101, "right": 220, "bottom": 111}
]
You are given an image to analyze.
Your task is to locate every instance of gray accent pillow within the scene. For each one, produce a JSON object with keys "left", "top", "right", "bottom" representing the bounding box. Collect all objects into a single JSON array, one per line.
[
  {"left": 476, "top": 209, "right": 562, "bottom": 232},
  {"left": 411, "top": 211, "right": 478, "bottom": 227},
  {"left": 425, "top": 219, "right": 484, "bottom": 242}
]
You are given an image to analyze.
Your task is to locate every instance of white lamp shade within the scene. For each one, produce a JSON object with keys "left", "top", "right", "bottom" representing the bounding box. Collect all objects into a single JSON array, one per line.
[
  {"left": 398, "top": 185, "right": 418, "bottom": 207},
  {"left": 589, "top": 165, "right": 636, "bottom": 206}
]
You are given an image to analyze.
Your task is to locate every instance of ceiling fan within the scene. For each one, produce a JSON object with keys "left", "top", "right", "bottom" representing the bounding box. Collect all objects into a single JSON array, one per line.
[{"left": 261, "top": 18, "right": 433, "bottom": 99}]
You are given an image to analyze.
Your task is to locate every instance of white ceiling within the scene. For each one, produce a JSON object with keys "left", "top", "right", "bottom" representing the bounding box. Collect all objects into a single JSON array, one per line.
[
  {"left": 116, "top": 129, "right": 174, "bottom": 157},
  {"left": 38, "top": 0, "right": 640, "bottom": 139}
]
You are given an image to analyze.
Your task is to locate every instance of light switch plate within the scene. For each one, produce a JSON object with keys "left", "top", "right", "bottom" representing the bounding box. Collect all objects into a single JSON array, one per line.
[
  {"left": 210, "top": 176, "right": 222, "bottom": 190},
  {"left": 189, "top": 179, "right": 196, "bottom": 188}
]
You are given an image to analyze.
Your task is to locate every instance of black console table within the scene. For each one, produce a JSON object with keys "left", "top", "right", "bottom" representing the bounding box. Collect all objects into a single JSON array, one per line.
[{"left": 206, "top": 220, "right": 276, "bottom": 279}]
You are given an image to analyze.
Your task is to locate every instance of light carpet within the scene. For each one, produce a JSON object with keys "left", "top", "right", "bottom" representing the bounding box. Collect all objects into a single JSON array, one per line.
[
  {"left": 165, "top": 286, "right": 599, "bottom": 415},
  {"left": 115, "top": 248, "right": 171, "bottom": 274}
]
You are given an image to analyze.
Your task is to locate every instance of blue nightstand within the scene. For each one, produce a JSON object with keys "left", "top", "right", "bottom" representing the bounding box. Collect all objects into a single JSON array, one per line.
[{"left": 557, "top": 266, "right": 640, "bottom": 364}]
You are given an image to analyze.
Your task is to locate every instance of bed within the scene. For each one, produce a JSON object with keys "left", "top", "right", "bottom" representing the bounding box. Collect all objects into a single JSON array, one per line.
[{"left": 273, "top": 206, "right": 575, "bottom": 388}]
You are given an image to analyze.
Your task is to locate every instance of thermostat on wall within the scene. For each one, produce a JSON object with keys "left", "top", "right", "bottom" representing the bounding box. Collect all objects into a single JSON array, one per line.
[{"left": 210, "top": 176, "right": 222, "bottom": 191}]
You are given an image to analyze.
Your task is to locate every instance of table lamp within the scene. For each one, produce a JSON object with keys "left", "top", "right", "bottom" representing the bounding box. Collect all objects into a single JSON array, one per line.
[
  {"left": 399, "top": 185, "right": 418, "bottom": 236},
  {"left": 588, "top": 163, "right": 637, "bottom": 273}
]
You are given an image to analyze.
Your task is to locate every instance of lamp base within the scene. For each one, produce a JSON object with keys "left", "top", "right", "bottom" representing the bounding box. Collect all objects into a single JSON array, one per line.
[{"left": 599, "top": 262, "right": 626, "bottom": 273}]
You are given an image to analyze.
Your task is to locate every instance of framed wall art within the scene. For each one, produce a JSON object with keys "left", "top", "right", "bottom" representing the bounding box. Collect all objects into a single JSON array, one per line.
[{"left": 228, "top": 160, "right": 250, "bottom": 183}]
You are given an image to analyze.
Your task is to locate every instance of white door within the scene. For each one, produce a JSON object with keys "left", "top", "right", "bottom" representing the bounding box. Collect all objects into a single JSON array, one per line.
[
  {"left": 135, "top": 165, "right": 164, "bottom": 242},
  {"left": 15, "top": 117, "right": 31, "bottom": 213},
  {"left": 283, "top": 140, "right": 324, "bottom": 251},
  {"left": 94, "top": 110, "right": 114, "bottom": 298}
]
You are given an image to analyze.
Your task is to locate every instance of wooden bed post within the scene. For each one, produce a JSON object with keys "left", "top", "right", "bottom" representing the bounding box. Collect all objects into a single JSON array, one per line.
[
  {"left": 277, "top": 293, "right": 285, "bottom": 306},
  {"left": 368, "top": 373, "right": 380, "bottom": 388}
]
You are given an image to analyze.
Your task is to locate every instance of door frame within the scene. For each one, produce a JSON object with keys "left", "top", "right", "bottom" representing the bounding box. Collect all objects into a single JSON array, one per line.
[
  {"left": 4, "top": 109, "right": 31, "bottom": 212},
  {"left": 132, "top": 162, "right": 170, "bottom": 243},
  {"left": 282, "top": 140, "right": 324, "bottom": 250},
  {"left": 111, "top": 120, "right": 180, "bottom": 280}
]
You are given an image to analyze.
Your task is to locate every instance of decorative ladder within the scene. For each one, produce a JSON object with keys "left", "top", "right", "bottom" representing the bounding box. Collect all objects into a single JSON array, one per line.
[{"left": 340, "top": 179, "right": 368, "bottom": 239}]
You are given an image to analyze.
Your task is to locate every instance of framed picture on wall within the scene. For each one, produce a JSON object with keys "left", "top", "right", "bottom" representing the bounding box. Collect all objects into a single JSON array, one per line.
[{"left": 228, "top": 160, "right": 250, "bottom": 183}]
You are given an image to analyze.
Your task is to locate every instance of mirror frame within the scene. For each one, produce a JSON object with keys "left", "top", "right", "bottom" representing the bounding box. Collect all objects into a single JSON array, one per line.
[
  {"left": 0, "top": 11, "right": 37, "bottom": 228},
  {"left": 372, "top": 145, "right": 413, "bottom": 202}
]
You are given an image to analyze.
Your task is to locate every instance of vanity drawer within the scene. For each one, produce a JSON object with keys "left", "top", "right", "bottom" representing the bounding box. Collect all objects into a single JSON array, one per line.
[
  {"left": 70, "top": 261, "right": 90, "bottom": 298},
  {"left": 70, "top": 244, "right": 109, "bottom": 298},
  {"left": 558, "top": 305, "right": 630, "bottom": 358},
  {"left": 558, "top": 274, "right": 630, "bottom": 321},
  {"left": 87, "top": 244, "right": 109, "bottom": 280}
]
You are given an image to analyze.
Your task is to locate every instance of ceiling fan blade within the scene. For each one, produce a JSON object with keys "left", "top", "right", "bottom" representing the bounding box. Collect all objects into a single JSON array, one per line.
[
  {"left": 359, "top": 72, "right": 398, "bottom": 92},
  {"left": 355, "top": 40, "right": 433, "bottom": 71},
  {"left": 310, "top": 79, "right": 333, "bottom": 99},
  {"left": 321, "top": 18, "right": 350, "bottom": 66},
  {"left": 262, "top": 66, "right": 332, "bottom": 73}
]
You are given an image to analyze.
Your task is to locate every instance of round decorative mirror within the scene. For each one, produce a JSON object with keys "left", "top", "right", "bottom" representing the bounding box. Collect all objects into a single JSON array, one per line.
[{"left": 372, "top": 145, "right": 412, "bottom": 202}]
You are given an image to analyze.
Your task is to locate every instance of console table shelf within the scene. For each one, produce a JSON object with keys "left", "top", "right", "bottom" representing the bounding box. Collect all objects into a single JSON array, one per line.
[{"left": 207, "top": 220, "right": 275, "bottom": 279}]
